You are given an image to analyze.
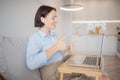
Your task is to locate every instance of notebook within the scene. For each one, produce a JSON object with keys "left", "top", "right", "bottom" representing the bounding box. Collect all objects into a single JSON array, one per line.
[{"left": 68, "top": 34, "right": 104, "bottom": 69}]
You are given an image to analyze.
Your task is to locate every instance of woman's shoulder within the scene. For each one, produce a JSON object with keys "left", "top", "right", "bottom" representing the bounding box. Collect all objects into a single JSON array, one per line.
[{"left": 29, "top": 31, "right": 42, "bottom": 41}]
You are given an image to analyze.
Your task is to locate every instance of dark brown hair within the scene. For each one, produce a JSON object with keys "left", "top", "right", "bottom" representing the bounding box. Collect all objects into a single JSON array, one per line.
[{"left": 34, "top": 5, "right": 56, "bottom": 27}]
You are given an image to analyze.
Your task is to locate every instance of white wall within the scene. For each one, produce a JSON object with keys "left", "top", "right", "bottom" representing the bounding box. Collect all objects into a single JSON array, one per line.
[
  {"left": 72, "top": 35, "right": 117, "bottom": 55},
  {"left": 0, "top": 0, "right": 37, "bottom": 38},
  {"left": 0, "top": 0, "right": 72, "bottom": 39},
  {"left": 73, "top": 0, "right": 120, "bottom": 20}
]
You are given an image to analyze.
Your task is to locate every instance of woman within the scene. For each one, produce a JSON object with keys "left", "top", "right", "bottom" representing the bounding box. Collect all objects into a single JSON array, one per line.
[{"left": 26, "top": 5, "right": 74, "bottom": 80}]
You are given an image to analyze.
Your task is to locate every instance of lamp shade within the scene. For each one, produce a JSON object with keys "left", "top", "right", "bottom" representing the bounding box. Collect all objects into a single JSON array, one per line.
[{"left": 60, "top": 5, "right": 83, "bottom": 11}]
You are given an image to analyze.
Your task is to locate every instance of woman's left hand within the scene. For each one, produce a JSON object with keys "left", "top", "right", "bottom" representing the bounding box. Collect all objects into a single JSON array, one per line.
[
  {"left": 63, "top": 42, "right": 75, "bottom": 58},
  {"left": 68, "top": 42, "right": 75, "bottom": 54}
]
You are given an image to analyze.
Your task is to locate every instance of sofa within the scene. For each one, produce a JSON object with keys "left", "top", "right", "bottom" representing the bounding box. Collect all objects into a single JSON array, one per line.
[
  {"left": 0, "top": 36, "right": 41, "bottom": 80},
  {"left": 0, "top": 36, "right": 110, "bottom": 80}
]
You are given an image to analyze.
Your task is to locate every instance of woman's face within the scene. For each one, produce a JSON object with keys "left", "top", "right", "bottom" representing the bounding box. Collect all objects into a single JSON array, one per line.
[{"left": 42, "top": 10, "right": 57, "bottom": 30}]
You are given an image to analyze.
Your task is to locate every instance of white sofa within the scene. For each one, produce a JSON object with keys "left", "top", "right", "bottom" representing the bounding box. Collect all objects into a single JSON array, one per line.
[{"left": 0, "top": 36, "right": 41, "bottom": 80}]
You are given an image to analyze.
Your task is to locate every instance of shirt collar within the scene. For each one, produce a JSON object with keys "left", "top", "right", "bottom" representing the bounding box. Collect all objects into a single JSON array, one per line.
[{"left": 38, "top": 29, "right": 55, "bottom": 38}]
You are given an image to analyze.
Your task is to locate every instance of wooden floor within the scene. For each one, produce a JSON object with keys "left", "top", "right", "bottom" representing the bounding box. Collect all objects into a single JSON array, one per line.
[{"left": 103, "top": 55, "right": 120, "bottom": 80}]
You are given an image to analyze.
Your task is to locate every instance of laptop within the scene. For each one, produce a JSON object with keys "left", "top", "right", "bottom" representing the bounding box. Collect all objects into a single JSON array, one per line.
[
  {"left": 68, "top": 54, "right": 101, "bottom": 68},
  {"left": 68, "top": 34, "right": 104, "bottom": 69}
]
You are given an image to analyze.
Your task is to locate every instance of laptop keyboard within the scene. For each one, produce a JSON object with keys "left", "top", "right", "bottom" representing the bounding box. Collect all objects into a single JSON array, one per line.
[{"left": 83, "top": 56, "right": 97, "bottom": 65}]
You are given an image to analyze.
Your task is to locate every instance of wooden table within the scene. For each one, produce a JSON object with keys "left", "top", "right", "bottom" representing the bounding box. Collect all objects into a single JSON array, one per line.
[{"left": 58, "top": 54, "right": 109, "bottom": 80}]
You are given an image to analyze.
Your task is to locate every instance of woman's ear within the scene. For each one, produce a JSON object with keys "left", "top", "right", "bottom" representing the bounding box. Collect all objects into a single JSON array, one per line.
[{"left": 41, "top": 17, "right": 45, "bottom": 23}]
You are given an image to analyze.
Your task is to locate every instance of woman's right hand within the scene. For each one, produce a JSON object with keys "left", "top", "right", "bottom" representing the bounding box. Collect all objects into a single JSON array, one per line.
[{"left": 56, "top": 37, "right": 67, "bottom": 51}]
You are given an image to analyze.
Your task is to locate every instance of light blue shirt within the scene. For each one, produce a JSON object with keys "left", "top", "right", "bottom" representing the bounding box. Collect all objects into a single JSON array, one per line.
[{"left": 26, "top": 30, "right": 63, "bottom": 70}]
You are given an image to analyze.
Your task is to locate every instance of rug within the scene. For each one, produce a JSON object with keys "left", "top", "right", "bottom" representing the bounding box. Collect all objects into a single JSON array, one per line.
[{"left": 63, "top": 73, "right": 95, "bottom": 80}]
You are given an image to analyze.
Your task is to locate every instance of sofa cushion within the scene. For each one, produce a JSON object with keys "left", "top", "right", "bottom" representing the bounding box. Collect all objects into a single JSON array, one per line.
[
  {"left": 0, "top": 36, "right": 9, "bottom": 80},
  {"left": 0, "top": 36, "right": 2, "bottom": 43},
  {"left": 1, "top": 36, "right": 41, "bottom": 80}
]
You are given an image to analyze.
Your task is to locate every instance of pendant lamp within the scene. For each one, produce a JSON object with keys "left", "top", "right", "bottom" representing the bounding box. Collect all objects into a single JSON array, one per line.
[{"left": 60, "top": 0, "right": 83, "bottom": 11}]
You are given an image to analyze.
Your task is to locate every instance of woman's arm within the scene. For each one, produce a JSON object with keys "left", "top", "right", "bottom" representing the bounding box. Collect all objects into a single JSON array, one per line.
[
  {"left": 26, "top": 37, "right": 67, "bottom": 70},
  {"left": 46, "top": 37, "right": 66, "bottom": 59},
  {"left": 26, "top": 38, "right": 47, "bottom": 70}
]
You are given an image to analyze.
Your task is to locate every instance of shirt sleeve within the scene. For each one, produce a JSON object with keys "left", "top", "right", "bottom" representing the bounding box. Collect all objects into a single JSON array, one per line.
[{"left": 26, "top": 37, "right": 47, "bottom": 70}]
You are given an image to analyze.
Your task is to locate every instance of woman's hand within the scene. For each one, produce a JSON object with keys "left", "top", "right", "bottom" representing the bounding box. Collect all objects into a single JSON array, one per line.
[
  {"left": 68, "top": 42, "right": 75, "bottom": 54},
  {"left": 56, "top": 37, "right": 67, "bottom": 51},
  {"left": 46, "top": 37, "right": 67, "bottom": 60},
  {"left": 63, "top": 42, "right": 75, "bottom": 57}
]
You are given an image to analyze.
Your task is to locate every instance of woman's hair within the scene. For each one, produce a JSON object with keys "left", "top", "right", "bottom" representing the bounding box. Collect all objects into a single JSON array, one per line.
[{"left": 34, "top": 5, "right": 56, "bottom": 27}]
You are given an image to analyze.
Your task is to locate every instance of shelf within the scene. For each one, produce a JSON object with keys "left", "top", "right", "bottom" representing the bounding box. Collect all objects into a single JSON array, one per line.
[
  {"left": 72, "top": 33, "right": 118, "bottom": 37},
  {"left": 72, "top": 20, "right": 120, "bottom": 24}
]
